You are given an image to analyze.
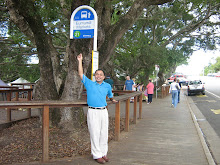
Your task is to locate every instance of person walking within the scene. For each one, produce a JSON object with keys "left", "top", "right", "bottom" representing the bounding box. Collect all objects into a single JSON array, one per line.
[
  {"left": 146, "top": 80, "right": 154, "bottom": 104},
  {"left": 77, "top": 53, "right": 117, "bottom": 164},
  {"left": 169, "top": 78, "right": 180, "bottom": 108},
  {"left": 177, "top": 79, "right": 181, "bottom": 103}
]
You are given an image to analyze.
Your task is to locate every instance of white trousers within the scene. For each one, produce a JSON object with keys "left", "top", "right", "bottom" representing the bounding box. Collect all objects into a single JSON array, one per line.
[{"left": 87, "top": 108, "right": 109, "bottom": 159}]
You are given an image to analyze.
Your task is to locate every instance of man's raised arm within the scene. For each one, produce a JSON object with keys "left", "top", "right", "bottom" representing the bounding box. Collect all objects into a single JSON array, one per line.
[{"left": 77, "top": 53, "right": 83, "bottom": 80}]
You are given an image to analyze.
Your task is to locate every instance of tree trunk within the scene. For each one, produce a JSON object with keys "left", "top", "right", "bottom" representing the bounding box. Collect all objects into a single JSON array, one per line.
[{"left": 59, "top": 39, "right": 93, "bottom": 129}]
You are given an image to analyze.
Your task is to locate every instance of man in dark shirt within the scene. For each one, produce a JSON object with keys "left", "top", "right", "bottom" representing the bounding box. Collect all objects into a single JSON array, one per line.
[{"left": 104, "top": 76, "right": 114, "bottom": 89}]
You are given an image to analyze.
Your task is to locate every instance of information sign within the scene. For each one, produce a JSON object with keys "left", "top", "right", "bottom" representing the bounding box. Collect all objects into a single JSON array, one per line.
[
  {"left": 70, "top": 6, "right": 99, "bottom": 80},
  {"left": 91, "top": 51, "right": 99, "bottom": 81},
  {"left": 72, "top": 9, "right": 95, "bottom": 39},
  {"left": 70, "top": 5, "right": 98, "bottom": 51}
]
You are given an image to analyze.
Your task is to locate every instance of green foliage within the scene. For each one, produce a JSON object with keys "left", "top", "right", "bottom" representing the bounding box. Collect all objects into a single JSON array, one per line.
[
  {"left": 20, "top": 64, "right": 40, "bottom": 82},
  {"left": 1, "top": 0, "right": 219, "bottom": 84},
  {"left": 0, "top": 42, "right": 40, "bottom": 82},
  {"left": 1, "top": 0, "right": 67, "bottom": 83},
  {"left": 213, "top": 57, "right": 220, "bottom": 72},
  {"left": 110, "top": 0, "right": 219, "bottom": 83},
  {"left": 204, "top": 57, "right": 220, "bottom": 75}
]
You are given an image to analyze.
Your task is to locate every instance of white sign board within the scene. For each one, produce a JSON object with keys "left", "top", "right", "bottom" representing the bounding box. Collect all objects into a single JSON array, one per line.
[
  {"left": 91, "top": 51, "right": 99, "bottom": 81},
  {"left": 155, "top": 65, "right": 159, "bottom": 71},
  {"left": 72, "top": 9, "right": 95, "bottom": 39},
  {"left": 70, "top": 5, "right": 98, "bottom": 51}
]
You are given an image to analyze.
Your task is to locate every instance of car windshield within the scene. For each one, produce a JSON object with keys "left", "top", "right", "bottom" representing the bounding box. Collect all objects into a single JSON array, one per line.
[{"left": 189, "top": 80, "right": 202, "bottom": 85}]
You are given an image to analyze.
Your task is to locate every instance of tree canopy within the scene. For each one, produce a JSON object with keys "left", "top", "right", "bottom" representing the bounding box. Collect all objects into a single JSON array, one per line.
[
  {"left": 0, "top": 0, "right": 219, "bottom": 127},
  {"left": 106, "top": 0, "right": 220, "bottom": 84},
  {"left": 204, "top": 56, "right": 220, "bottom": 75}
]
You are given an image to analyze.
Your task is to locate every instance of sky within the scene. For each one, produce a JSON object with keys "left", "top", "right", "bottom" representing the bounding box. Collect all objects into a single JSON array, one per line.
[
  {"left": 175, "top": 49, "right": 220, "bottom": 76},
  {"left": 29, "top": 49, "right": 220, "bottom": 76}
]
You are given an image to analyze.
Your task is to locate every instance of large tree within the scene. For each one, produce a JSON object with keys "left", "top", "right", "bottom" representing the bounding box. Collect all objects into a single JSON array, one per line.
[
  {"left": 3, "top": 0, "right": 172, "bottom": 128},
  {"left": 108, "top": 0, "right": 220, "bottom": 85}
]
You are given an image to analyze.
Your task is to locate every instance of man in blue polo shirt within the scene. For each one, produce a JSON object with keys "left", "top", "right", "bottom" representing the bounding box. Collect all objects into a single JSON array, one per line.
[
  {"left": 77, "top": 53, "right": 117, "bottom": 164},
  {"left": 123, "top": 76, "right": 134, "bottom": 91}
]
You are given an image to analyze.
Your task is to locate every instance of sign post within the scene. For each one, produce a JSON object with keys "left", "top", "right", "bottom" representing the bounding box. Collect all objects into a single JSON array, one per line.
[
  {"left": 155, "top": 65, "right": 159, "bottom": 99},
  {"left": 91, "top": 50, "right": 99, "bottom": 80},
  {"left": 70, "top": 5, "right": 98, "bottom": 80}
]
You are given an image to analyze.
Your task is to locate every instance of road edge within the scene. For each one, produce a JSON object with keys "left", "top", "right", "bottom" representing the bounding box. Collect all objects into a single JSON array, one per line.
[{"left": 185, "top": 94, "right": 216, "bottom": 165}]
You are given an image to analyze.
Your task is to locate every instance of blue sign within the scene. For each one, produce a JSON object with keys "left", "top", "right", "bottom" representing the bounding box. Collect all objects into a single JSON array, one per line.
[
  {"left": 74, "top": 9, "right": 94, "bottom": 20},
  {"left": 72, "top": 9, "right": 95, "bottom": 39}
]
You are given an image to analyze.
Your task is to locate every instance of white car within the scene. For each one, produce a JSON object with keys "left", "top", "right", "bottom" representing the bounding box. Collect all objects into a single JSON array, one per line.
[{"left": 187, "top": 80, "right": 205, "bottom": 96}]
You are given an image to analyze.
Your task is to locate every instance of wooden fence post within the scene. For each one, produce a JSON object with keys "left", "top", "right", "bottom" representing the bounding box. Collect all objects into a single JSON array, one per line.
[
  {"left": 27, "top": 90, "right": 31, "bottom": 118},
  {"left": 115, "top": 101, "right": 120, "bottom": 141},
  {"left": 42, "top": 106, "right": 50, "bottom": 162},
  {"left": 125, "top": 99, "right": 130, "bottom": 132},
  {"left": 7, "top": 91, "right": 11, "bottom": 122},
  {"left": 161, "top": 86, "right": 164, "bottom": 98},
  {"left": 133, "top": 96, "right": 137, "bottom": 124},
  {"left": 15, "top": 91, "right": 19, "bottom": 101},
  {"left": 166, "top": 86, "right": 169, "bottom": 96},
  {"left": 139, "top": 94, "right": 142, "bottom": 119}
]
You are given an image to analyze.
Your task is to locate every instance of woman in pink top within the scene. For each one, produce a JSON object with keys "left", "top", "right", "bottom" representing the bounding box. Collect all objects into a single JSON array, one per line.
[{"left": 147, "top": 80, "right": 154, "bottom": 104}]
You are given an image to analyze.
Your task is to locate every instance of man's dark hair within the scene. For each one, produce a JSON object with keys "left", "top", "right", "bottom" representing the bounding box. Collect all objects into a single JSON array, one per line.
[{"left": 95, "top": 69, "right": 105, "bottom": 75}]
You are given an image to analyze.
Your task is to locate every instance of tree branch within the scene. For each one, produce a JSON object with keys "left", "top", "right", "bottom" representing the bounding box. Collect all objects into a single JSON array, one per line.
[
  {"left": 162, "top": 3, "right": 214, "bottom": 47},
  {"left": 6, "top": 0, "right": 35, "bottom": 45},
  {"left": 99, "top": 0, "right": 172, "bottom": 68}
]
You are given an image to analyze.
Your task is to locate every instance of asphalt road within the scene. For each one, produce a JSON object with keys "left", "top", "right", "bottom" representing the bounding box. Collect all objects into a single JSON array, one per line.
[{"left": 186, "top": 76, "right": 220, "bottom": 138}]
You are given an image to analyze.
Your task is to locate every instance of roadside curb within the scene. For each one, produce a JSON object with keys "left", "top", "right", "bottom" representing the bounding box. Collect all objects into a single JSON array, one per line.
[{"left": 185, "top": 95, "right": 216, "bottom": 165}]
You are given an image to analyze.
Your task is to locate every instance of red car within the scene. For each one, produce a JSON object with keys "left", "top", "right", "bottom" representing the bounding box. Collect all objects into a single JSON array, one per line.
[
  {"left": 168, "top": 74, "right": 185, "bottom": 83},
  {"left": 216, "top": 74, "right": 220, "bottom": 77}
]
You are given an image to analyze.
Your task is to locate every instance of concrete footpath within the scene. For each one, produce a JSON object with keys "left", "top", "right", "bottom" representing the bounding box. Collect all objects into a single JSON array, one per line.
[{"left": 21, "top": 91, "right": 216, "bottom": 165}]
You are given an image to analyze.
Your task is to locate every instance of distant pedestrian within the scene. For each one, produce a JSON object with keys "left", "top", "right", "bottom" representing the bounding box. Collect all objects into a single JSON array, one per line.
[
  {"left": 130, "top": 78, "right": 137, "bottom": 102},
  {"left": 169, "top": 78, "right": 180, "bottom": 108},
  {"left": 146, "top": 80, "right": 154, "bottom": 104},
  {"left": 123, "top": 76, "right": 134, "bottom": 91},
  {"left": 177, "top": 79, "right": 181, "bottom": 103},
  {"left": 132, "top": 78, "right": 137, "bottom": 91},
  {"left": 137, "top": 83, "right": 144, "bottom": 92},
  {"left": 104, "top": 76, "right": 114, "bottom": 89}
]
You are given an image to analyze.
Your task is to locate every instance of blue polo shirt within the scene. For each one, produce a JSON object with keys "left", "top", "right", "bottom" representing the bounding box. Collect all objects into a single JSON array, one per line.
[
  {"left": 82, "top": 75, "right": 113, "bottom": 107},
  {"left": 125, "top": 79, "right": 134, "bottom": 91}
]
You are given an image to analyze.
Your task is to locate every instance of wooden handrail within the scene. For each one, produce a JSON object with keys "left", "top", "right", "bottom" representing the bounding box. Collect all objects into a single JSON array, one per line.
[
  {"left": 0, "top": 91, "right": 142, "bottom": 163},
  {"left": 0, "top": 86, "right": 19, "bottom": 89},
  {"left": 0, "top": 88, "right": 33, "bottom": 93}
]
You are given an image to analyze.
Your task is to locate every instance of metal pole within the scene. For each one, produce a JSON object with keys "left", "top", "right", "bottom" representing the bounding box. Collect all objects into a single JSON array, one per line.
[{"left": 156, "top": 71, "right": 158, "bottom": 99}]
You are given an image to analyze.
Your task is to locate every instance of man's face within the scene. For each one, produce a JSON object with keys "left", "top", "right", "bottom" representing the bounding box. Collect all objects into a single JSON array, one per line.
[
  {"left": 126, "top": 76, "right": 130, "bottom": 80},
  {"left": 95, "top": 70, "right": 105, "bottom": 83}
]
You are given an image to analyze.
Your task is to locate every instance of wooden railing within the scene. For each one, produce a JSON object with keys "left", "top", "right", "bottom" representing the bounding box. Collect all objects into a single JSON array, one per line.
[
  {"left": 10, "top": 83, "right": 35, "bottom": 89},
  {"left": 0, "top": 88, "right": 33, "bottom": 121},
  {"left": 0, "top": 91, "right": 142, "bottom": 163}
]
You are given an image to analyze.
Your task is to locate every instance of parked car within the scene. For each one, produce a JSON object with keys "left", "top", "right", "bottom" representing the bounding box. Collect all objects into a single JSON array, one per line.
[
  {"left": 187, "top": 80, "right": 205, "bottom": 96},
  {"left": 215, "top": 73, "right": 220, "bottom": 77},
  {"left": 178, "top": 77, "right": 189, "bottom": 86},
  {"left": 167, "top": 74, "right": 185, "bottom": 84}
]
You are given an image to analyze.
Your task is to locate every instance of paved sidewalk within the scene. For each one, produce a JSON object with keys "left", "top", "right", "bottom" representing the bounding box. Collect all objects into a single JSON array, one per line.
[{"left": 23, "top": 91, "right": 211, "bottom": 165}]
